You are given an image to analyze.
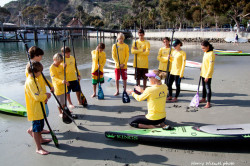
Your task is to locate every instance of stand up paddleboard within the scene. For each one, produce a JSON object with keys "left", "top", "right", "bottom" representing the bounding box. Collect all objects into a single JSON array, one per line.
[
  {"left": 105, "top": 124, "right": 250, "bottom": 143},
  {"left": 106, "top": 59, "right": 201, "bottom": 69},
  {"left": 215, "top": 52, "right": 250, "bottom": 56},
  {"left": 0, "top": 95, "right": 27, "bottom": 116}
]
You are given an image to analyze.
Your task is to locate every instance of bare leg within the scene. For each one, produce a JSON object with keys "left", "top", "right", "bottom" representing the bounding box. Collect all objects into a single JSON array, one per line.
[
  {"left": 67, "top": 93, "right": 74, "bottom": 108},
  {"left": 114, "top": 80, "right": 119, "bottom": 96},
  {"left": 143, "top": 78, "right": 147, "bottom": 90},
  {"left": 123, "top": 79, "right": 127, "bottom": 91},
  {"left": 33, "top": 132, "right": 49, "bottom": 155},
  {"left": 76, "top": 91, "right": 81, "bottom": 105},
  {"left": 92, "top": 85, "right": 96, "bottom": 97},
  {"left": 136, "top": 79, "right": 140, "bottom": 87},
  {"left": 138, "top": 124, "right": 157, "bottom": 129},
  {"left": 27, "top": 127, "right": 33, "bottom": 137}
]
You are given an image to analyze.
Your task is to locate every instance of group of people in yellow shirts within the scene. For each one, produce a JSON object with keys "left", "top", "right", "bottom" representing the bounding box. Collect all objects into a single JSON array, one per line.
[{"left": 24, "top": 28, "right": 215, "bottom": 155}]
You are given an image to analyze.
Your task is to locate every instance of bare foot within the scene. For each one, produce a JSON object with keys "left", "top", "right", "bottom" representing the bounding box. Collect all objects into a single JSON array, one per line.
[
  {"left": 41, "top": 129, "right": 50, "bottom": 134},
  {"left": 204, "top": 103, "right": 211, "bottom": 108},
  {"left": 91, "top": 94, "right": 96, "bottom": 98},
  {"left": 171, "top": 98, "right": 178, "bottom": 102},
  {"left": 166, "top": 97, "right": 172, "bottom": 101},
  {"left": 114, "top": 92, "right": 119, "bottom": 96},
  {"left": 36, "top": 149, "right": 49, "bottom": 155},
  {"left": 27, "top": 128, "right": 33, "bottom": 137},
  {"left": 199, "top": 99, "right": 206, "bottom": 103},
  {"left": 41, "top": 138, "right": 52, "bottom": 144},
  {"left": 59, "top": 114, "right": 63, "bottom": 118},
  {"left": 68, "top": 104, "right": 75, "bottom": 109}
]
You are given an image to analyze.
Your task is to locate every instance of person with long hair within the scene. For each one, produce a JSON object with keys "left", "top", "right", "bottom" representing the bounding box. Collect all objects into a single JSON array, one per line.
[
  {"left": 200, "top": 41, "right": 215, "bottom": 108},
  {"left": 167, "top": 39, "right": 186, "bottom": 102}
]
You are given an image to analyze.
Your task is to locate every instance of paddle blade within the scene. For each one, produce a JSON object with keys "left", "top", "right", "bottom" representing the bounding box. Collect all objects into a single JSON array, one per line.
[
  {"left": 189, "top": 92, "right": 199, "bottom": 107},
  {"left": 51, "top": 131, "right": 59, "bottom": 148},
  {"left": 98, "top": 84, "right": 104, "bottom": 100},
  {"left": 62, "top": 106, "right": 73, "bottom": 124},
  {"left": 122, "top": 90, "right": 130, "bottom": 103},
  {"left": 80, "top": 92, "right": 88, "bottom": 107}
]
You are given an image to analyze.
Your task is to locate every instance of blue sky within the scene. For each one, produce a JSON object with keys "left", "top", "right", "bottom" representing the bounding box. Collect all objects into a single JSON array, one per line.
[{"left": 0, "top": 0, "right": 14, "bottom": 7}]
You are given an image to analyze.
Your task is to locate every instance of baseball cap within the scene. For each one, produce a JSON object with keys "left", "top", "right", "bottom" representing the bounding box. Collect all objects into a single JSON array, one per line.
[
  {"left": 145, "top": 71, "right": 161, "bottom": 80},
  {"left": 172, "top": 39, "right": 182, "bottom": 47}
]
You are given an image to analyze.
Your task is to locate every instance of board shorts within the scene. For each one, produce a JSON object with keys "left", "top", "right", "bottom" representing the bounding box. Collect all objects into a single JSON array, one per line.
[
  {"left": 32, "top": 119, "right": 44, "bottom": 132},
  {"left": 56, "top": 94, "right": 66, "bottom": 107},
  {"left": 135, "top": 68, "right": 148, "bottom": 80},
  {"left": 129, "top": 115, "right": 165, "bottom": 128},
  {"left": 92, "top": 70, "right": 104, "bottom": 85},
  {"left": 115, "top": 68, "right": 127, "bottom": 80},
  {"left": 67, "top": 80, "right": 81, "bottom": 94}
]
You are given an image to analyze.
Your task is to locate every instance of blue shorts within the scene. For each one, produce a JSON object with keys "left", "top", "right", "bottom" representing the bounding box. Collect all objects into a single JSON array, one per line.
[
  {"left": 32, "top": 119, "right": 44, "bottom": 132},
  {"left": 67, "top": 80, "right": 81, "bottom": 94}
]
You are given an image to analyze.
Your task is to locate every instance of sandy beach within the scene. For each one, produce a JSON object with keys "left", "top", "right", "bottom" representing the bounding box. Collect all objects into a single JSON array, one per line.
[{"left": 1, "top": 43, "right": 250, "bottom": 166}]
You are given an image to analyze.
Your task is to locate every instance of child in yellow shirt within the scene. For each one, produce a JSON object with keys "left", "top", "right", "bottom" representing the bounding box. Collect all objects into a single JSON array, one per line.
[
  {"left": 61, "top": 46, "right": 81, "bottom": 108},
  {"left": 91, "top": 43, "right": 106, "bottom": 97},
  {"left": 50, "top": 53, "right": 69, "bottom": 116},
  {"left": 25, "top": 61, "right": 51, "bottom": 155}
]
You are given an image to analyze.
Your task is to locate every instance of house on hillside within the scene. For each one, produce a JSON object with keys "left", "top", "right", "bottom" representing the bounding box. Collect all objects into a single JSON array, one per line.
[{"left": 67, "top": 17, "right": 83, "bottom": 33}]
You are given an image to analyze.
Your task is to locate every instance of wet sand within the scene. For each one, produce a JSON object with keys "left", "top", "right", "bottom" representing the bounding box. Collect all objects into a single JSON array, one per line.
[{"left": 1, "top": 43, "right": 250, "bottom": 166}]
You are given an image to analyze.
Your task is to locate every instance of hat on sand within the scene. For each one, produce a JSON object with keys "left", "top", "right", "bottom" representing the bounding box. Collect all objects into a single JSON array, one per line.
[
  {"left": 172, "top": 39, "right": 182, "bottom": 47},
  {"left": 145, "top": 71, "right": 161, "bottom": 80}
]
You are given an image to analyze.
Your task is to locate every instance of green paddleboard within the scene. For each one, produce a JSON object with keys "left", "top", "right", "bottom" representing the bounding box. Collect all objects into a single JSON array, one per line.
[
  {"left": 105, "top": 124, "right": 250, "bottom": 143},
  {"left": 0, "top": 95, "right": 27, "bottom": 116},
  {"left": 215, "top": 52, "right": 250, "bottom": 56}
]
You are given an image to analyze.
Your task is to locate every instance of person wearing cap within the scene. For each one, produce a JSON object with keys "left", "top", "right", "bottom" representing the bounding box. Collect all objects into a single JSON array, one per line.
[
  {"left": 131, "top": 28, "right": 151, "bottom": 90},
  {"left": 157, "top": 37, "right": 174, "bottom": 85},
  {"left": 199, "top": 41, "right": 215, "bottom": 108},
  {"left": 127, "top": 70, "right": 169, "bottom": 129},
  {"left": 112, "top": 33, "right": 129, "bottom": 96},
  {"left": 167, "top": 39, "right": 186, "bottom": 102}
]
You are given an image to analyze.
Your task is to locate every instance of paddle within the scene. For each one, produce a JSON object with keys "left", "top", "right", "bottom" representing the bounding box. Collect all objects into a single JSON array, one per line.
[
  {"left": 70, "top": 37, "right": 88, "bottom": 107},
  {"left": 134, "top": 22, "right": 138, "bottom": 81},
  {"left": 165, "top": 28, "right": 175, "bottom": 85},
  {"left": 189, "top": 76, "right": 201, "bottom": 107},
  {"left": 96, "top": 30, "right": 104, "bottom": 99},
  {"left": 19, "top": 33, "right": 59, "bottom": 148},
  {"left": 97, "top": 50, "right": 104, "bottom": 99},
  {"left": 116, "top": 43, "right": 130, "bottom": 103}
]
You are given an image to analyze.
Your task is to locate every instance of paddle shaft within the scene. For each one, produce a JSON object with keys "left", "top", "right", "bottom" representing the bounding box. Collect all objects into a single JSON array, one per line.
[
  {"left": 63, "top": 40, "right": 67, "bottom": 107},
  {"left": 134, "top": 22, "right": 138, "bottom": 80},
  {"left": 116, "top": 43, "right": 125, "bottom": 88},
  {"left": 19, "top": 33, "right": 59, "bottom": 147},
  {"left": 165, "top": 28, "right": 175, "bottom": 84}
]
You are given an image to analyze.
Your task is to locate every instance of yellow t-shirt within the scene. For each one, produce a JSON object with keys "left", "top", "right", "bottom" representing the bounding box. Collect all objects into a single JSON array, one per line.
[
  {"left": 50, "top": 64, "right": 68, "bottom": 96},
  {"left": 91, "top": 50, "right": 106, "bottom": 73},
  {"left": 157, "top": 47, "right": 174, "bottom": 72},
  {"left": 25, "top": 67, "right": 53, "bottom": 92},
  {"left": 131, "top": 40, "right": 150, "bottom": 68},
  {"left": 112, "top": 43, "right": 129, "bottom": 69},
  {"left": 170, "top": 50, "right": 186, "bottom": 78},
  {"left": 200, "top": 51, "right": 215, "bottom": 78},
  {"left": 65, "top": 55, "right": 80, "bottom": 81},
  {"left": 132, "top": 84, "right": 168, "bottom": 120},
  {"left": 25, "top": 75, "right": 47, "bottom": 121}
]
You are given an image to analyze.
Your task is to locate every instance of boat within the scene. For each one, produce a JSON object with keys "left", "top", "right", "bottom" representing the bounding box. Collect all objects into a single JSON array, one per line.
[
  {"left": 104, "top": 72, "right": 202, "bottom": 92},
  {"left": 215, "top": 52, "right": 250, "bottom": 56},
  {"left": 224, "top": 37, "right": 248, "bottom": 43},
  {"left": 0, "top": 95, "right": 27, "bottom": 116},
  {"left": 105, "top": 124, "right": 250, "bottom": 143},
  {"left": 106, "top": 59, "right": 201, "bottom": 69},
  {"left": 214, "top": 49, "right": 242, "bottom": 53}
]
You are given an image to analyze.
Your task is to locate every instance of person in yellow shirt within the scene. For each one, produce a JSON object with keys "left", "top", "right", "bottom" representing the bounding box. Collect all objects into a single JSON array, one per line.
[
  {"left": 91, "top": 43, "right": 106, "bottom": 97},
  {"left": 127, "top": 70, "right": 168, "bottom": 129},
  {"left": 157, "top": 37, "right": 174, "bottom": 85},
  {"left": 199, "top": 41, "right": 215, "bottom": 108},
  {"left": 167, "top": 39, "right": 186, "bottom": 102},
  {"left": 25, "top": 61, "right": 51, "bottom": 155},
  {"left": 50, "top": 53, "right": 69, "bottom": 116},
  {"left": 112, "top": 33, "right": 129, "bottom": 96},
  {"left": 26, "top": 46, "right": 53, "bottom": 136},
  {"left": 131, "top": 29, "right": 150, "bottom": 90},
  {"left": 61, "top": 46, "right": 81, "bottom": 108}
]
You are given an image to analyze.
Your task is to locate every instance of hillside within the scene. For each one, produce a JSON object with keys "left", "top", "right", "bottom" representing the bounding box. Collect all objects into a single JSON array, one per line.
[{"left": 3, "top": 0, "right": 133, "bottom": 27}]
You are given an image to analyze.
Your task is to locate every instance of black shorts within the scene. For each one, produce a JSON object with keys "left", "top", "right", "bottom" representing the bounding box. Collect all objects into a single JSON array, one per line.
[
  {"left": 129, "top": 115, "right": 165, "bottom": 127},
  {"left": 67, "top": 80, "right": 81, "bottom": 94},
  {"left": 32, "top": 119, "right": 44, "bottom": 132},
  {"left": 135, "top": 68, "right": 148, "bottom": 80}
]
